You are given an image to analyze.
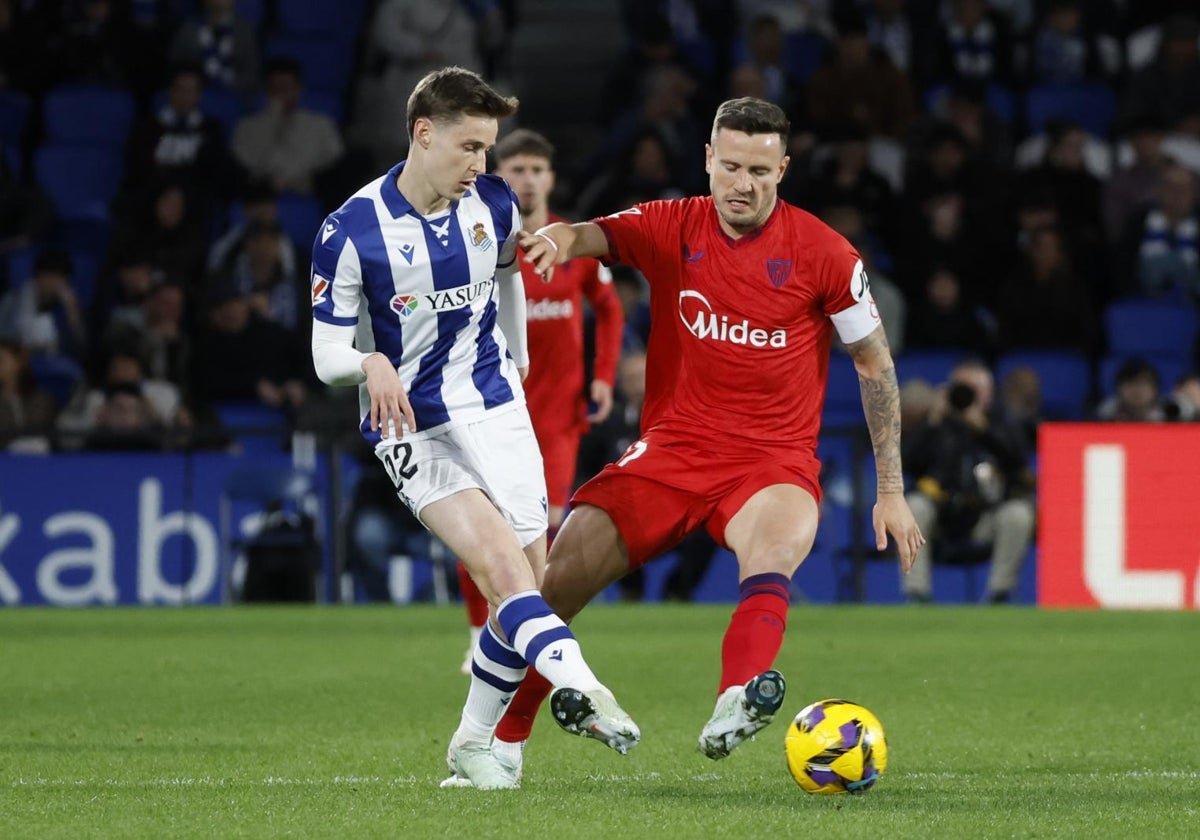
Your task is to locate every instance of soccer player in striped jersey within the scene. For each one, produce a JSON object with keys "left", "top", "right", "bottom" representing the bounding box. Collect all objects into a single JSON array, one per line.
[
  {"left": 454, "top": 128, "right": 626, "bottom": 673},
  {"left": 491, "top": 97, "right": 925, "bottom": 772},
  {"left": 309, "top": 67, "right": 638, "bottom": 790}
]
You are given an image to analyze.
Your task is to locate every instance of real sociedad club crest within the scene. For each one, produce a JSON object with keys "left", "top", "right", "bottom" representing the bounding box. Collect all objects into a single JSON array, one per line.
[
  {"left": 470, "top": 222, "right": 493, "bottom": 251},
  {"left": 766, "top": 259, "right": 792, "bottom": 288},
  {"left": 391, "top": 294, "right": 419, "bottom": 319}
]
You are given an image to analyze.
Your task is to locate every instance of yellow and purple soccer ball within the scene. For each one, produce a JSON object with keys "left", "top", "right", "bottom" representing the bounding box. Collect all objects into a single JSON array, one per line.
[{"left": 784, "top": 699, "right": 888, "bottom": 794}]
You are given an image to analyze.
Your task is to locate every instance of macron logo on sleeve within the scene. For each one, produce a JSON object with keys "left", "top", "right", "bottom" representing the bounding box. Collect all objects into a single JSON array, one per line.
[{"left": 321, "top": 221, "right": 337, "bottom": 244}]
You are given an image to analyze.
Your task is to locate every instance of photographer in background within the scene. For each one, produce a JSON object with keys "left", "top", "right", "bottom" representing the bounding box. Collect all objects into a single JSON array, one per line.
[{"left": 902, "top": 359, "right": 1034, "bottom": 604}]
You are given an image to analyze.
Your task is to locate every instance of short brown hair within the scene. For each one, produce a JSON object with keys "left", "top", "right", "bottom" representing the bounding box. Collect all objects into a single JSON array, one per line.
[
  {"left": 406, "top": 66, "right": 519, "bottom": 139},
  {"left": 711, "top": 97, "right": 790, "bottom": 145},
  {"left": 494, "top": 128, "right": 555, "bottom": 165}
]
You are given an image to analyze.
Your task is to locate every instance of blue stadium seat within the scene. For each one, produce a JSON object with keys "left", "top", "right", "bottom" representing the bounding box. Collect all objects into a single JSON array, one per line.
[
  {"left": 4, "top": 246, "right": 36, "bottom": 287},
  {"left": 43, "top": 84, "right": 136, "bottom": 148},
  {"left": 276, "top": 193, "right": 325, "bottom": 249},
  {"left": 1104, "top": 297, "right": 1198, "bottom": 363},
  {"left": 266, "top": 35, "right": 356, "bottom": 98},
  {"left": 783, "top": 30, "right": 831, "bottom": 83},
  {"left": 34, "top": 146, "right": 124, "bottom": 221},
  {"left": 213, "top": 401, "right": 290, "bottom": 454},
  {"left": 276, "top": 0, "right": 367, "bottom": 38},
  {"left": 1098, "top": 354, "right": 1188, "bottom": 399},
  {"left": 1024, "top": 81, "right": 1116, "bottom": 137},
  {"left": 895, "top": 350, "right": 965, "bottom": 387},
  {"left": 823, "top": 351, "right": 865, "bottom": 428},
  {"left": 28, "top": 355, "right": 84, "bottom": 407},
  {"left": 995, "top": 349, "right": 1092, "bottom": 420},
  {"left": 236, "top": 0, "right": 266, "bottom": 25},
  {"left": 0, "top": 90, "right": 30, "bottom": 147}
]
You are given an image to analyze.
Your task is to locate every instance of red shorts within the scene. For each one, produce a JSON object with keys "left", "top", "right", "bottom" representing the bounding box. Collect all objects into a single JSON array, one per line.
[
  {"left": 570, "top": 429, "right": 821, "bottom": 569},
  {"left": 536, "top": 428, "right": 583, "bottom": 509}
]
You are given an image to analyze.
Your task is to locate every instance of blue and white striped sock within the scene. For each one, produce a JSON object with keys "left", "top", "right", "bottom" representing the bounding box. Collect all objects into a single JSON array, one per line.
[
  {"left": 497, "top": 590, "right": 602, "bottom": 691},
  {"left": 457, "top": 622, "right": 527, "bottom": 745}
]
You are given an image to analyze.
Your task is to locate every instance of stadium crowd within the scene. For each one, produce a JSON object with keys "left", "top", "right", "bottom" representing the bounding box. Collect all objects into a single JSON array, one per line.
[{"left": 1, "top": 0, "right": 1199, "bottom": 600}]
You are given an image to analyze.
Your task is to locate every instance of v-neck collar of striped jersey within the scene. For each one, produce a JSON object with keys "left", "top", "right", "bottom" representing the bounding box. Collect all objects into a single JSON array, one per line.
[
  {"left": 710, "top": 197, "right": 782, "bottom": 249},
  {"left": 380, "top": 160, "right": 468, "bottom": 222}
]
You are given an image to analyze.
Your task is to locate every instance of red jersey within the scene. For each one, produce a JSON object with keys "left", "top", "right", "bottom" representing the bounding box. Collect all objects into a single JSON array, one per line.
[
  {"left": 594, "top": 196, "right": 877, "bottom": 454},
  {"left": 522, "top": 215, "right": 625, "bottom": 437}
]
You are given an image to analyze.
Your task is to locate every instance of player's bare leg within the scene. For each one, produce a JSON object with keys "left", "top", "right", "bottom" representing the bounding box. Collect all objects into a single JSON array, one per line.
[
  {"left": 698, "top": 484, "right": 818, "bottom": 759},
  {"left": 457, "top": 561, "right": 490, "bottom": 673},
  {"left": 493, "top": 503, "right": 635, "bottom": 771}
]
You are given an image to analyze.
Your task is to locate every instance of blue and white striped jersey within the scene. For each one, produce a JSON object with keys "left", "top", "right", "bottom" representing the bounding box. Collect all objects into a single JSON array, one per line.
[{"left": 311, "top": 161, "right": 524, "bottom": 443}]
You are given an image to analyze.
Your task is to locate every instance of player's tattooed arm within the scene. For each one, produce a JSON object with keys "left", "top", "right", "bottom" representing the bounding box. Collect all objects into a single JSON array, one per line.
[{"left": 845, "top": 326, "right": 903, "bottom": 495}]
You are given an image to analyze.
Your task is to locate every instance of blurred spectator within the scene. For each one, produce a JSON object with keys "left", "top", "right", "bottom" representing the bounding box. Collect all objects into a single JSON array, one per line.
[
  {"left": 927, "top": 0, "right": 1015, "bottom": 85},
  {"left": 98, "top": 278, "right": 191, "bottom": 393},
  {"left": 122, "top": 64, "right": 241, "bottom": 214},
  {"left": 902, "top": 359, "right": 1034, "bottom": 603},
  {"left": 610, "top": 266, "right": 651, "bottom": 350},
  {"left": 231, "top": 56, "right": 345, "bottom": 196},
  {"left": 905, "top": 266, "right": 993, "bottom": 355},
  {"left": 80, "top": 382, "right": 165, "bottom": 451},
  {"left": 168, "top": 0, "right": 260, "bottom": 102},
  {"left": 864, "top": 0, "right": 915, "bottom": 74},
  {"left": 208, "top": 181, "right": 294, "bottom": 274},
  {"left": 58, "top": 350, "right": 183, "bottom": 448},
  {"left": 1017, "top": 121, "right": 1104, "bottom": 252},
  {"left": 1028, "top": 0, "right": 1114, "bottom": 84},
  {"left": 1120, "top": 161, "right": 1200, "bottom": 303},
  {"left": 1166, "top": 372, "right": 1200, "bottom": 420},
  {"left": 0, "top": 339, "right": 56, "bottom": 450},
  {"left": 999, "top": 365, "right": 1042, "bottom": 450},
  {"left": 576, "top": 127, "right": 687, "bottom": 219},
  {"left": 191, "top": 282, "right": 308, "bottom": 412},
  {"left": 995, "top": 225, "right": 1097, "bottom": 354},
  {"left": 111, "top": 180, "right": 209, "bottom": 291},
  {"left": 1119, "top": 13, "right": 1200, "bottom": 137},
  {"left": 806, "top": 12, "right": 915, "bottom": 138},
  {"left": 89, "top": 243, "right": 159, "bottom": 349},
  {"left": 736, "top": 13, "right": 799, "bottom": 107},
  {"left": 213, "top": 220, "right": 304, "bottom": 332},
  {"left": 939, "top": 79, "right": 1012, "bottom": 173},
  {"left": 900, "top": 377, "right": 936, "bottom": 434},
  {"left": 0, "top": 249, "right": 86, "bottom": 362},
  {"left": 351, "top": 0, "right": 497, "bottom": 168},
  {"left": 584, "top": 64, "right": 705, "bottom": 197},
  {"left": 56, "top": 0, "right": 136, "bottom": 87},
  {"left": 1095, "top": 358, "right": 1168, "bottom": 421},
  {"left": 1103, "top": 116, "right": 1169, "bottom": 243},
  {"left": 619, "top": 0, "right": 739, "bottom": 92},
  {"left": 808, "top": 123, "right": 897, "bottom": 247}
]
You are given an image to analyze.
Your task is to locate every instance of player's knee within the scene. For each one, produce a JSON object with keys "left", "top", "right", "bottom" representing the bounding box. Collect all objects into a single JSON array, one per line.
[{"left": 741, "top": 539, "right": 808, "bottom": 577}]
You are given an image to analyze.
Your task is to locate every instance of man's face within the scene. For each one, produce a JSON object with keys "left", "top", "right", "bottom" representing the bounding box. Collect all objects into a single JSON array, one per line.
[
  {"left": 169, "top": 73, "right": 202, "bottom": 114},
  {"left": 952, "top": 366, "right": 994, "bottom": 412},
  {"left": 706, "top": 128, "right": 788, "bottom": 233},
  {"left": 494, "top": 152, "right": 553, "bottom": 218},
  {"left": 266, "top": 71, "right": 301, "bottom": 110},
  {"left": 415, "top": 114, "right": 499, "bottom": 203}
]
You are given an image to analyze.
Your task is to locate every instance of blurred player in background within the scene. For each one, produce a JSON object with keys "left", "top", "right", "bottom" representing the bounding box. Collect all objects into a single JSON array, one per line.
[
  {"left": 489, "top": 97, "right": 923, "bottom": 776},
  {"left": 455, "top": 128, "right": 625, "bottom": 672},
  {"left": 309, "top": 67, "right": 638, "bottom": 790}
]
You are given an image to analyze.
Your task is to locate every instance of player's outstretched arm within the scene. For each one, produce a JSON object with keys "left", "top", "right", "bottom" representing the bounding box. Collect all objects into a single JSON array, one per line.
[
  {"left": 517, "top": 222, "right": 609, "bottom": 281},
  {"left": 845, "top": 325, "right": 925, "bottom": 572}
]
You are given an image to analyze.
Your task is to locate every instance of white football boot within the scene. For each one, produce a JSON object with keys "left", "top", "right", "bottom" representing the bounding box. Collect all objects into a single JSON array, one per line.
[
  {"left": 549, "top": 686, "right": 641, "bottom": 755},
  {"left": 439, "top": 732, "right": 520, "bottom": 790},
  {"left": 697, "top": 670, "right": 786, "bottom": 760}
]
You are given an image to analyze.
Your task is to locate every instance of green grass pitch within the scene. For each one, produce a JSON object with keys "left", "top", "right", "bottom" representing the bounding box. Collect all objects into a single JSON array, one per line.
[{"left": 2, "top": 605, "right": 1197, "bottom": 839}]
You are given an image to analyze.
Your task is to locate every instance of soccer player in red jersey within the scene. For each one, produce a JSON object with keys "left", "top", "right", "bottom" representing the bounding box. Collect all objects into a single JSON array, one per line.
[
  {"left": 490, "top": 97, "right": 924, "bottom": 773},
  {"left": 454, "top": 129, "right": 626, "bottom": 673}
]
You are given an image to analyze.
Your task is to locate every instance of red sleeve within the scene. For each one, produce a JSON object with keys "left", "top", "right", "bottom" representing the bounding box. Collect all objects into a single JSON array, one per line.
[
  {"left": 581, "top": 261, "right": 624, "bottom": 386},
  {"left": 591, "top": 200, "right": 680, "bottom": 278},
  {"left": 818, "top": 231, "right": 866, "bottom": 317}
]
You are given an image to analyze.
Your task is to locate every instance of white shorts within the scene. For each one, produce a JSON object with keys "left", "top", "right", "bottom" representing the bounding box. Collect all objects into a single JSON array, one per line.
[{"left": 373, "top": 405, "right": 548, "bottom": 547}]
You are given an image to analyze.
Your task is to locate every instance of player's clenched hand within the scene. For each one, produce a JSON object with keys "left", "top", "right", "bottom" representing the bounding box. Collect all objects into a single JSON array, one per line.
[
  {"left": 587, "top": 379, "right": 613, "bottom": 423},
  {"left": 518, "top": 229, "right": 560, "bottom": 283},
  {"left": 873, "top": 493, "right": 925, "bottom": 574},
  {"left": 362, "top": 353, "right": 415, "bottom": 438}
]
